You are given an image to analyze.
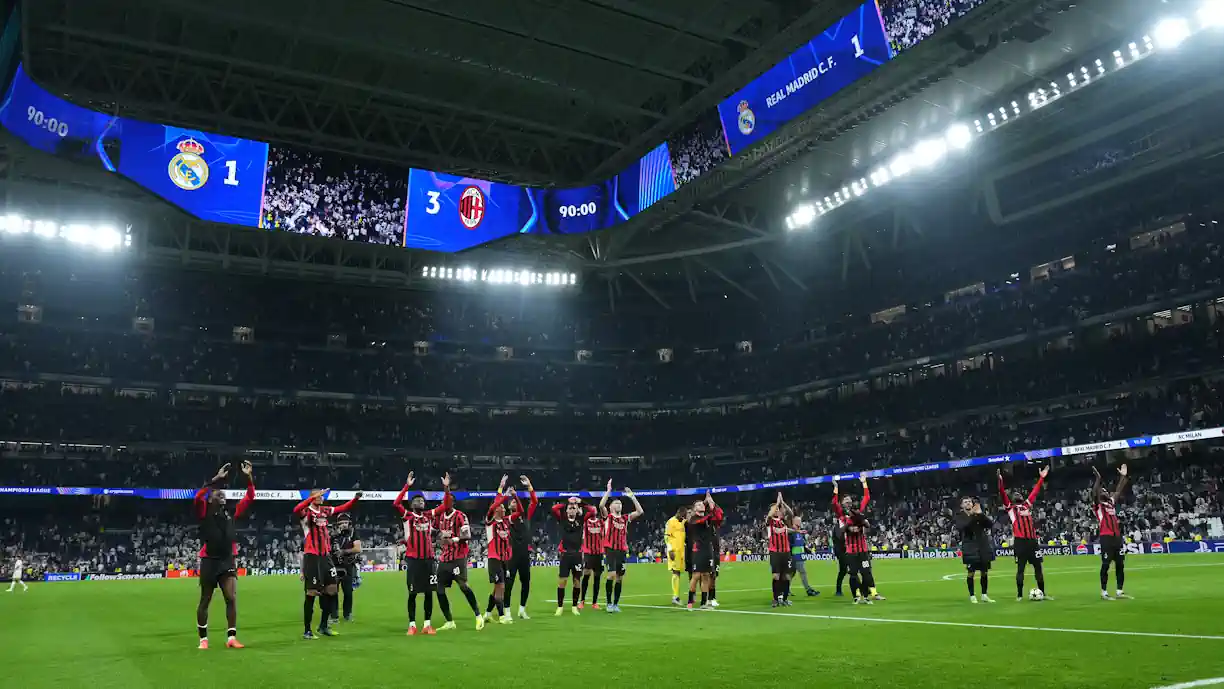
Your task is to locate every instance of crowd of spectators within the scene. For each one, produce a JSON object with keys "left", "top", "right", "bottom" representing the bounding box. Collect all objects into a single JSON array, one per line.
[
  {"left": 879, "top": 0, "right": 992, "bottom": 54},
  {"left": 667, "top": 112, "right": 730, "bottom": 186},
  {"left": 259, "top": 146, "right": 406, "bottom": 245}
]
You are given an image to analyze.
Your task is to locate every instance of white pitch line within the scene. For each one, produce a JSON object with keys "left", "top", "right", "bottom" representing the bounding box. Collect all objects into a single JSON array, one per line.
[
  {"left": 618, "top": 604, "right": 1224, "bottom": 641},
  {"left": 1152, "top": 679, "right": 1224, "bottom": 689},
  {"left": 610, "top": 561, "right": 1224, "bottom": 600}
]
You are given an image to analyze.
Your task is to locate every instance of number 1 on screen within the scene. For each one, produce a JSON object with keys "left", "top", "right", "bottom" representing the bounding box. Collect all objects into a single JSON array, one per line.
[
  {"left": 851, "top": 34, "right": 864, "bottom": 58},
  {"left": 224, "top": 160, "right": 239, "bottom": 186}
]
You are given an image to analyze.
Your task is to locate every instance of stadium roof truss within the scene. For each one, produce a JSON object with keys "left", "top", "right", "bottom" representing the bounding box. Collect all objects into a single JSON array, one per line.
[
  {"left": 20, "top": 0, "right": 859, "bottom": 185},
  {"left": 8, "top": 0, "right": 1170, "bottom": 305}
]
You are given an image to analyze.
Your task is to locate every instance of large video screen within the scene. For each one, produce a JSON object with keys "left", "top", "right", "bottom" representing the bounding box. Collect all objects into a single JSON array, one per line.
[{"left": 0, "top": 1, "right": 990, "bottom": 251}]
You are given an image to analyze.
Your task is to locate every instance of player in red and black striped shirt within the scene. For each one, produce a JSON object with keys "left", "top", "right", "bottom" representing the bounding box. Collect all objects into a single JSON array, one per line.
[
  {"left": 393, "top": 471, "right": 452, "bottom": 636},
  {"left": 766, "top": 492, "right": 795, "bottom": 607},
  {"left": 832, "top": 476, "right": 882, "bottom": 604},
  {"left": 685, "top": 491, "right": 723, "bottom": 610},
  {"left": 292, "top": 487, "right": 361, "bottom": 638},
  {"left": 579, "top": 498, "right": 605, "bottom": 609},
  {"left": 599, "top": 479, "right": 644, "bottom": 612},
  {"left": 434, "top": 481, "right": 484, "bottom": 631},
  {"left": 999, "top": 466, "right": 1050, "bottom": 601},
  {"left": 484, "top": 474, "right": 524, "bottom": 623},
  {"left": 551, "top": 498, "right": 595, "bottom": 615},
  {"left": 1091, "top": 464, "right": 1130, "bottom": 600}
]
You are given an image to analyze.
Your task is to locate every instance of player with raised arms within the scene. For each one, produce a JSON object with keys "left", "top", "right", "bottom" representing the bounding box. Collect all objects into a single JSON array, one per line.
[
  {"left": 832, "top": 476, "right": 882, "bottom": 605},
  {"left": 1091, "top": 464, "right": 1131, "bottom": 600},
  {"left": 685, "top": 491, "right": 723, "bottom": 610},
  {"left": 578, "top": 495, "right": 605, "bottom": 610},
  {"left": 998, "top": 466, "right": 1051, "bottom": 601},
  {"left": 766, "top": 492, "right": 795, "bottom": 607},
  {"left": 599, "top": 479, "right": 644, "bottom": 612},
  {"left": 193, "top": 460, "right": 255, "bottom": 649},
  {"left": 550, "top": 497, "right": 595, "bottom": 615},
  {"left": 503, "top": 475, "right": 538, "bottom": 620},
  {"left": 434, "top": 477, "right": 486, "bottom": 631},
  {"left": 393, "top": 471, "right": 452, "bottom": 636},
  {"left": 293, "top": 486, "right": 361, "bottom": 639},
  {"left": 485, "top": 474, "right": 523, "bottom": 624}
]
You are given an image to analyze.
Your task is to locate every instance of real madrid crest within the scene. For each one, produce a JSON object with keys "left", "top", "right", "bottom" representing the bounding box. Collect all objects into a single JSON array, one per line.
[
  {"left": 168, "top": 137, "right": 210, "bottom": 191},
  {"left": 736, "top": 100, "right": 755, "bottom": 136}
]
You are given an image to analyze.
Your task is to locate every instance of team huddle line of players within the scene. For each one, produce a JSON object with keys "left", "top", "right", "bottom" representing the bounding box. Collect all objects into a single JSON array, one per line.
[{"left": 187, "top": 463, "right": 1134, "bottom": 647}]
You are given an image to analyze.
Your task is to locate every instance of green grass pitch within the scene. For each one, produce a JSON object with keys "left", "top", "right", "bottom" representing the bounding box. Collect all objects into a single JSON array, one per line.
[{"left": 3, "top": 555, "right": 1223, "bottom": 689}]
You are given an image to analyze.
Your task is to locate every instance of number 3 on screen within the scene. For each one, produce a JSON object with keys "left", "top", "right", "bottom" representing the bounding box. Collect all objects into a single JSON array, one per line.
[
  {"left": 425, "top": 190, "right": 441, "bottom": 214},
  {"left": 224, "top": 160, "right": 239, "bottom": 187}
]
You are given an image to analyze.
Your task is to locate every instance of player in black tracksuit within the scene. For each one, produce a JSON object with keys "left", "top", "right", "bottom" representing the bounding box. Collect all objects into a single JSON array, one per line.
[
  {"left": 503, "top": 476, "right": 538, "bottom": 620},
  {"left": 832, "top": 520, "right": 855, "bottom": 598},
  {"left": 956, "top": 497, "right": 996, "bottom": 603},
  {"left": 329, "top": 514, "right": 362, "bottom": 623}
]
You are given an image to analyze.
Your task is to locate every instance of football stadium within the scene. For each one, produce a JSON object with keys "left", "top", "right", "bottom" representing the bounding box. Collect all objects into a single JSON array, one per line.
[{"left": 2, "top": 0, "right": 1224, "bottom": 687}]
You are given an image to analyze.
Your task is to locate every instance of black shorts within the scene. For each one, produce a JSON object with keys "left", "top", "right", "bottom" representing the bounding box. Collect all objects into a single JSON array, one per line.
[
  {"left": 437, "top": 559, "right": 468, "bottom": 588},
  {"left": 963, "top": 558, "right": 991, "bottom": 573},
  {"left": 770, "top": 552, "right": 793, "bottom": 576},
  {"left": 559, "top": 553, "right": 583, "bottom": 578},
  {"left": 404, "top": 557, "right": 435, "bottom": 593},
  {"left": 582, "top": 553, "right": 603, "bottom": 572},
  {"left": 1099, "top": 535, "right": 1124, "bottom": 562},
  {"left": 199, "top": 556, "right": 236, "bottom": 590},
  {"left": 712, "top": 559, "right": 721, "bottom": 577},
  {"left": 302, "top": 553, "right": 337, "bottom": 594},
  {"left": 604, "top": 549, "right": 627, "bottom": 575},
  {"left": 488, "top": 558, "right": 506, "bottom": 584},
  {"left": 691, "top": 550, "right": 714, "bottom": 574},
  {"left": 1013, "top": 539, "right": 1043, "bottom": 566},
  {"left": 846, "top": 552, "right": 872, "bottom": 574}
]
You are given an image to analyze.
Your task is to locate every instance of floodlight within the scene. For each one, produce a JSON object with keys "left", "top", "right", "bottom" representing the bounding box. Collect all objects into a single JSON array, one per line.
[
  {"left": 913, "top": 138, "right": 947, "bottom": 167},
  {"left": 889, "top": 153, "right": 912, "bottom": 177},
  {"left": 945, "top": 123, "right": 972, "bottom": 150},
  {"left": 1153, "top": 17, "right": 1190, "bottom": 49},
  {"left": 789, "top": 203, "right": 816, "bottom": 229},
  {"left": 1200, "top": 0, "right": 1224, "bottom": 28}
]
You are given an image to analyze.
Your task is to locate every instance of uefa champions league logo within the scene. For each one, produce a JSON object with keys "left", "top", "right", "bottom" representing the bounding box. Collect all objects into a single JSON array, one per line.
[
  {"left": 736, "top": 100, "right": 756, "bottom": 135},
  {"left": 168, "top": 138, "right": 210, "bottom": 191}
]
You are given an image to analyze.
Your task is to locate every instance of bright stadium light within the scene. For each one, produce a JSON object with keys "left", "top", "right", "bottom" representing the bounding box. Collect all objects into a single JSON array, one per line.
[
  {"left": 945, "top": 123, "right": 973, "bottom": 150},
  {"left": 788, "top": 203, "right": 817, "bottom": 230},
  {"left": 1153, "top": 17, "right": 1191, "bottom": 49},
  {"left": 1200, "top": 0, "right": 1224, "bottom": 28},
  {"left": 889, "top": 152, "right": 913, "bottom": 178},
  {"left": 913, "top": 138, "right": 948, "bottom": 167}
]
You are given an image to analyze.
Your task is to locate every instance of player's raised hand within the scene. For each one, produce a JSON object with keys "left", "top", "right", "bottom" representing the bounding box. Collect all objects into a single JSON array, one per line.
[
  {"left": 623, "top": 487, "right": 634, "bottom": 498},
  {"left": 499, "top": 474, "right": 509, "bottom": 492},
  {"left": 1091, "top": 466, "right": 1102, "bottom": 478},
  {"left": 240, "top": 460, "right": 253, "bottom": 477},
  {"left": 310, "top": 488, "right": 328, "bottom": 500},
  {"left": 1039, "top": 466, "right": 1050, "bottom": 478},
  {"left": 859, "top": 474, "right": 868, "bottom": 487},
  {"left": 355, "top": 490, "right": 364, "bottom": 499},
  {"left": 441, "top": 472, "right": 451, "bottom": 489},
  {"left": 776, "top": 491, "right": 784, "bottom": 504},
  {"left": 997, "top": 468, "right": 1003, "bottom": 479},
  {"left": 832, "top": 479, "right": 839, "bottom": 494},
  {"left": 519, "top": 475, "right": 532, "bottom": 488},
  {"left": 213, "top": 463, "right": 231, "bottom": 481},
  {"left": 605, "top": 478, "right": 613, "bottom": 493},
  {"left": 1119, "top": 464, "right": 1128, "bottom": 476},
  {"left": 405, "top": 472, "right": 415, "bottom": 488}
]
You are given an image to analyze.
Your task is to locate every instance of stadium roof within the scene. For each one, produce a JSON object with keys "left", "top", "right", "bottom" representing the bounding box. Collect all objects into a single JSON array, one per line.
[
  {"left": 21, "top": 0, "right": 846, "bottom": 186},
  {"left": 7, "top": 0, "right": 1195, "bottom": 305}
]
